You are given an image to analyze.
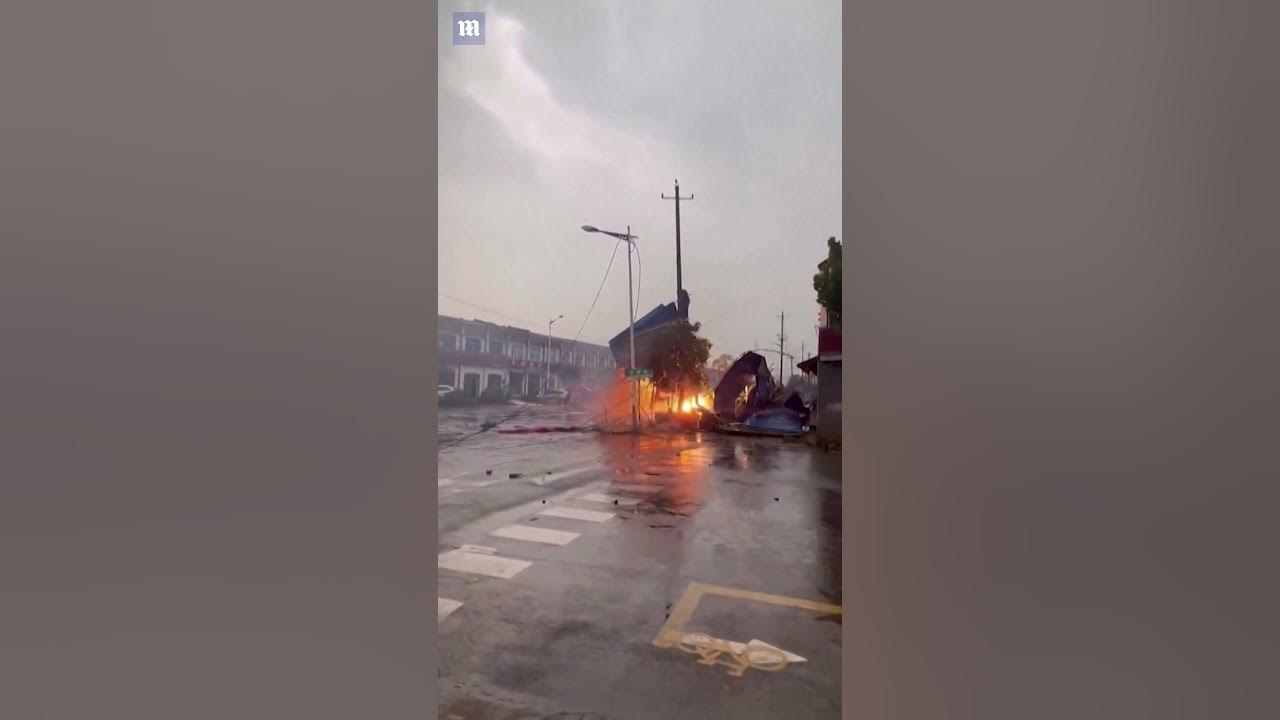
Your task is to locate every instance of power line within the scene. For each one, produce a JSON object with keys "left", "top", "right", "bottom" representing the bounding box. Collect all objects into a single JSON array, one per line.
[
  {"left": 566, "top": 238, "right": 622, "bottom": 352},
  {"left": 699, "top": 282, "right": 816, "bottom": 324},
  {"left": 634, "top": 242, "right": 643, "bottom": 317},
  {"left": 438, "top": 292, "right": 542, "bottom": 328},
  {"left": 558, "top": 235, "right": 641, "bottom": 374},
  {"left": 438, "top": 289, "right": 611, "bottom": 347}
]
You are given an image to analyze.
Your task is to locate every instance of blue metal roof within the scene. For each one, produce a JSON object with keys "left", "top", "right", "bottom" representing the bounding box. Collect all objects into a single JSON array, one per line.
[{"left": 607, "top": 302, "right": 682, "bottom": 364}]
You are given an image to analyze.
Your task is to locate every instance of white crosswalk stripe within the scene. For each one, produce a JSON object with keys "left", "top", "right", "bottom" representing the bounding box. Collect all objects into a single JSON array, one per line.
[
  {"left": 438, "top": 597, "right": 463, "bottom": 620},
  {"left": 578, "top": 492, "right": 641, "bottom": 506},
  {"left": 610, "top": 483, "right": 663, "bottom": 495},
  {"left": 490, "top": 524, "right": 580, "bottom": 545},
  {"left": 539, "top": 506, "right": 615, "bottom": 523},
  {"left": 438, "top": 548, "right": 531, "bottom": 579}
]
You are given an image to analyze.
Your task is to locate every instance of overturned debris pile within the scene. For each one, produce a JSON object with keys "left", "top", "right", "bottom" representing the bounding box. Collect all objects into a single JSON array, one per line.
[
  {"left": 705, "top": 351, "right": 810, "bottom": 438},
  {"left": 712, "top": 352, "right": 777, "bottom": 419}
]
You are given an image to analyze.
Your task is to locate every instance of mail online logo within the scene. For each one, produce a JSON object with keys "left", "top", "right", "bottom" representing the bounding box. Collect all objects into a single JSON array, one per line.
[{"left": 453, "top": 12, "right": 485, "bottom": 45}]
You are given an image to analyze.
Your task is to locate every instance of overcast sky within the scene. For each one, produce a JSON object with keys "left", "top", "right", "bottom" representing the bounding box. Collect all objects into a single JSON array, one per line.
[{"left": 438, "top": 1, "right": 840, "bottom": 366}]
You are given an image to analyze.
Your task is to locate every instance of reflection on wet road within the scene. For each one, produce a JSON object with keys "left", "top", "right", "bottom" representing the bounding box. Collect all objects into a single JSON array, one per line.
[{"left": 437, "top": 405, "right": 841, "bottom": 719}]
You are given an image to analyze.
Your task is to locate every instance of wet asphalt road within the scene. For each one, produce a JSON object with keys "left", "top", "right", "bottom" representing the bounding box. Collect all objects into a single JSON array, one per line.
[{"left": 437, "top": 404, "right": 842, "bottom": 719}]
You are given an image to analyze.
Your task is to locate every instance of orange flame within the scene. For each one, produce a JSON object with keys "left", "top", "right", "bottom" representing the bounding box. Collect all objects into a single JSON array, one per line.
[{"left": 677, "top": 392, "right": 714, "bottom": 414}]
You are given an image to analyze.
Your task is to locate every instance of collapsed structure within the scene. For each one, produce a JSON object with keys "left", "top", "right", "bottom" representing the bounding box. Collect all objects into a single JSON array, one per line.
[
  {"left": 711, "top": 351, "right": 776, "bottom": 417},
  {"left": 604, "top": 302, "right": 811, "bottom": 437},
  {"left": 703, "top": 351, "right": 809, "bottom": 437}
]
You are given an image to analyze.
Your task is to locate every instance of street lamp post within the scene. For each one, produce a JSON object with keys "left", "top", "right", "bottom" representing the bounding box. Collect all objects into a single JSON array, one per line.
[
  {"left": 582, "top": 224, "right": 639, "bottom": 433},
  {"left": 546, "top": 314, "right": 563, "bottom": 393}
]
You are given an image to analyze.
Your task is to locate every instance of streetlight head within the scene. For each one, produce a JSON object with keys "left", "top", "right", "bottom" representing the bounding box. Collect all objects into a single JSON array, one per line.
[{"left": 581, "top": 225, "right": 598, "bottom": 233}]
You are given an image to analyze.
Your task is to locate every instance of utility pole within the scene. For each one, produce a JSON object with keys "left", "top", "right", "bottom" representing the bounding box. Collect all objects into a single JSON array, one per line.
[
  {"left": 777, "top": 311, "right": 787, "bottom": 387},
  {"left": 800, "top": 340, "right": 806, "bottom": 390},
  {"left": 546, "top": 314, "right": 563, "bottom": 392},
  {"left": 661, "top": 179, "right": 694, "bottom": 318},
  {"left": 626, "top": 225, "right": 638, "bottom": 432}
]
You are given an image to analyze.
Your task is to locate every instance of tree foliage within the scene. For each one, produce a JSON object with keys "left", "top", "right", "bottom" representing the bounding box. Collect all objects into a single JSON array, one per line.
[
  {"left": 645, "top": 320, "right": 713, "bottom": 394},
  {"left": 710, "top": 353, "right": 736, "bottom": 373},
  {"left": 813, "top": 236, "right": 841, "bottom": 326}
]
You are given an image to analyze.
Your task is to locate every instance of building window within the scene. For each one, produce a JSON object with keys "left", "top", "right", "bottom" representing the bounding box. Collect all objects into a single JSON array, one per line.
[
  {"left": 511, "top": 345, "right": 526, "bottom": 360},
  {"left": 529, "top": 345, "right": 543, "bottom": 361},
  {"left": 549, "top": 349, "right": 560, "bottom": 363},
  {"left": 438, "top": 332, "right": 458, "bottom": 351},
  {"left": 489, "top": 341, "right": 505, "bottom": 356},
  {"left": 438, "top": 368, "right": 456, "bottom": 387},
  {"left": 576, "top": 353, "right": 586, "bottom": 366},
  {"left": 588, "top": 355, "right": 597, "bottom": 366},
  {"left": 463, "top": 336, "right": 483, "bottom": 353},
  {"left": 486, "top": 373, "right": 503, "bottom": 390}
]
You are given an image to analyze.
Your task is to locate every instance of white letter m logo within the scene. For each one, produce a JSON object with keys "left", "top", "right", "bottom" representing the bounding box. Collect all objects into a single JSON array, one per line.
[{"left": 452, "top": 13, "right": 485, "bottom": 45}]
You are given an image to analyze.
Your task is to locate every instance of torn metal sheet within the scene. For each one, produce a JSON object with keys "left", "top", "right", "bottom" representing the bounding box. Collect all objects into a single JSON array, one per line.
[
  {"left": 711, "top": 351, "right": 777, "bottom": 418},
  {"left": 608, "top": 302, "right": 682, "bottom": 365}
]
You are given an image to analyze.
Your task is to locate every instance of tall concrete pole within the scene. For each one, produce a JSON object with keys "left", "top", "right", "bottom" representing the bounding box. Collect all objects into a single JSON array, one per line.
[{"left": 661, "top": 180, "right": 694, "bottom": 318}]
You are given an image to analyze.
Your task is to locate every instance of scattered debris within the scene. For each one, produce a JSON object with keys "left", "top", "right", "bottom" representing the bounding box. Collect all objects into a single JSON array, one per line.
[
  {"left": 460, "top": 545, "right": 496, "bottom": 555},
  {"left": 485, "top": 469, "right": 493, "bottom": 475},
  {"left": 744, "top": 407, "right": 807, "bottom": 436},
  {"left": 673, "top": 633, "right": 806, "bottom": 677},
  {"left": 509, "top": 473, "right": 522, "bottom": 479},
  {"left": 496, "top": 426, "right": 593, "bottom": 434}
]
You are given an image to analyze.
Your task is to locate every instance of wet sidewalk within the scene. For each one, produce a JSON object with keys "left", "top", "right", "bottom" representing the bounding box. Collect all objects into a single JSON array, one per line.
[{"left": 437, "top": 431, "right": 842, "bottom": 719}]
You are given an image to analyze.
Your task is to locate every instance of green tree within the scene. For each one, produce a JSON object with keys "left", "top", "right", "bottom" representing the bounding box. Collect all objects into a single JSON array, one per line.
[
  {"left": 645, "top": 320, "right": 713, "bottom": 406},
  {"left": 813, "top": 236, "right": 841, "bottom": 326}
]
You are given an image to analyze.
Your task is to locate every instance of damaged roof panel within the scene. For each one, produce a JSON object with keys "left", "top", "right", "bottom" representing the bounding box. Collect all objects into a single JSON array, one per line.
[
  {"left": 608, "top": 302, "right": 682, "bottom": 366},
  {"left": 712, "top": 351, "right": 777, "bottom": 416}
]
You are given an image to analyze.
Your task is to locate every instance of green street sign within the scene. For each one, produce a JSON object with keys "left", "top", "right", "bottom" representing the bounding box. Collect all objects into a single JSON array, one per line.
[{"left": 625, "top": 368, "right": 652, "bottom": 379}]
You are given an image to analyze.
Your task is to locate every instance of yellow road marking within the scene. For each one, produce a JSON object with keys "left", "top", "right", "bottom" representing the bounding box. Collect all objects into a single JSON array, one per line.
[{"left": 653, "top": 581, "right": 841, "bottom": 649}]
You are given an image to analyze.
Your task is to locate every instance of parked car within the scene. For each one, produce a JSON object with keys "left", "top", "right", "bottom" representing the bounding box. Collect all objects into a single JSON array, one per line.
[
  {"left": 566, "top": 384, "right": 598, "bottom": 405},
  {"left": 437, "top": 384, "right": 454, "bottom": 398},
  {"left": 538, "top": 389, "right": 568, "bottom": 404}
]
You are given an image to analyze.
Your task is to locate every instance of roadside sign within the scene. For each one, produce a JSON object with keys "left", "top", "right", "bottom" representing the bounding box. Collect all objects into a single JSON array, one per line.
[{"left": 625, "top": 368, "right": 653, "bottom": 379}]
